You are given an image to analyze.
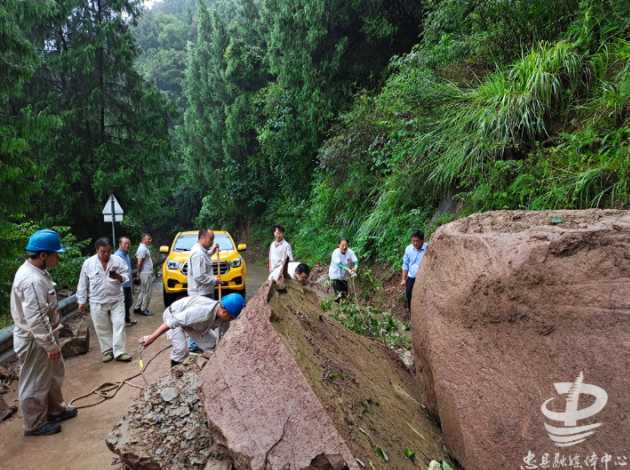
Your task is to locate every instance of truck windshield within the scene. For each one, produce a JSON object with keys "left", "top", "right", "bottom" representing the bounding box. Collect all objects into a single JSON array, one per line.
[{"left": 173, "top": 234, "right": 234, "bottom": 252}]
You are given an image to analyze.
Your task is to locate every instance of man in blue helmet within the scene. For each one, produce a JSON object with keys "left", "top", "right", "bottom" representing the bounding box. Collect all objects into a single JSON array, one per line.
[
  {"left": 140, "top": 293, "right": 245, "bottom": 366},
  {"left": 10, "top": 229, "right": 77, "bottom": 436}
]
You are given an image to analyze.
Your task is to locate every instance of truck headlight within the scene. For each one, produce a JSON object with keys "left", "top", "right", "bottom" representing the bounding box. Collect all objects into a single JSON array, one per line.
[
  {"left": 230, "top": 257, "right": 242, "bottom": 268},
  {"left": 167, "top": 260, "right": 179, "bottom": 270}
]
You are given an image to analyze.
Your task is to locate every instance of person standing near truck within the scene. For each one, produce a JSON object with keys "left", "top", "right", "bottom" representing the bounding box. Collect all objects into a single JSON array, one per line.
[
  {"left": 400, "top": 230, "right": 428, "bottom": 312},
  {"left": 133, "top": 233, "right": 154, "bottom": 316},
  {"left": 10, "top": 229, "right": 77, "bottom": 436},
  {"left": 188, "top": 228, "right": 221, "bottom": 298},
  {"left": 268, "top": 225, "right": 293, "bottom": 275},
  {"left": 187, "top": 228, "right": 222, "bottom": 353}
]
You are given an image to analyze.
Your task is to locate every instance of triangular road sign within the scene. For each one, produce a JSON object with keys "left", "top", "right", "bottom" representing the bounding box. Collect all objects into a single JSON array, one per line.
[{"left": 102, "top": 194, "right": 124, "bottom": 215}]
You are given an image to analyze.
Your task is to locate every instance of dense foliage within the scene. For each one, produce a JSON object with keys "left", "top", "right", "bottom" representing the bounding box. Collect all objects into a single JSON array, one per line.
[
  {"left": 134, "top": 0, "right": 197, "bottom": 115},
  {"left": 161, "top": 0, "right": 627, "bottom": 266},
  {"left": 1, "top": 0, "right": 628, "bottom": 324},
  {"left": 1, "top": 0, "right": 175, "bottom": 324}
]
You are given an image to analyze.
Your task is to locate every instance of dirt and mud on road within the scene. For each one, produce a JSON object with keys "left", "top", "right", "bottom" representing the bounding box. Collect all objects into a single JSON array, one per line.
[{"left": 0, "top": 260, "right": 269, "bottom": 470}]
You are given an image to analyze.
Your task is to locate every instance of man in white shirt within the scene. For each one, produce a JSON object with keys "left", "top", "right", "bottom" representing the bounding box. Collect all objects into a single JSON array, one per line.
[
  {"left": 133, "top": 233, "right": 154, "bottom": 316},
  {"left": 77, "top": 238, "right": 131, "bottom": 363},
  {"left": 140, "top": 293, "right": 245, "bottom": 367},
  {"left": 328, "top": 239, "right": 358, "bottom": 301},
  {"left": 11, "top": 229, "right": 77, "bottom": 436},
  {"left": 187, "top": 228, "right": 221, "bottom": 298},
  {"left": 268, "top": 224, "right": 293, "bottom": 275}
]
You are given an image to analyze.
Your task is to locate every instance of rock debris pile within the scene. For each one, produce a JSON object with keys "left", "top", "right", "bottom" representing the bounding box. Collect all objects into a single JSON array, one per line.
[{"left": 107, "top": 362, "right": 232, "bottom": 470}]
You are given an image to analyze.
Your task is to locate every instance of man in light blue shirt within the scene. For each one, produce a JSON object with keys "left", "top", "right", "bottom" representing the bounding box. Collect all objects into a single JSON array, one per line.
[
  {"left": 114, "top": 237, "right": 136, "bottom": 327},
  {"left": 400, "top": 231, "right": 428, "bottom": 312}
]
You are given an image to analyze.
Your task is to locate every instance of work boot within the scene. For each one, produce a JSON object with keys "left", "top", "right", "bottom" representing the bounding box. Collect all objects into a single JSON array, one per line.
[
  {"left": 102, "top": 351, "right": 114, "bottom": 363},
  {"left": 188, "top": 340, "right": 202, "bottom": 354},
  {"left": 49, "top": 407, "right": 78, "bottom": 424},
  {"left": 24, "top": 421, "right": 61, "bottom": 436},
  {"left": 115, "top": 353, "right": 132, "bottom": 362}
]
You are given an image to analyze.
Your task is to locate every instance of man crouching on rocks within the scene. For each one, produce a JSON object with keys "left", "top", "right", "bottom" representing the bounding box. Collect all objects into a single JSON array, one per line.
[{"left": 140, "top": 293, "right": 245, "bottom": 367}]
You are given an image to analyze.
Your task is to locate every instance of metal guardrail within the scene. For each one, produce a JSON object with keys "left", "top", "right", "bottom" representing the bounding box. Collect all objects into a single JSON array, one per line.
[{"left": 0, "top": 294, "right": 78, "bottom": 358}]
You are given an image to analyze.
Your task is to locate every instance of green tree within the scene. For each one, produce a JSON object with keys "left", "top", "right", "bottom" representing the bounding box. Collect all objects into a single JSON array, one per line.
[
  {"left": 259, "top": 0, "right": 423, "bottom": 193},
  {"left": 24, "top": 0, "right": 174, "bottom": 238},
  {"left": 134, "top": 0, "right": 198, "bottom": 115}
]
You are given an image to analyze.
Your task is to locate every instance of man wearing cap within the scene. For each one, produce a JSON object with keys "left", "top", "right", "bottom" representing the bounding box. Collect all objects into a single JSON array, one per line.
[
  {"left": 140, "top": 293, "right": 245, "bottom": 366},
  {"left": 10, "top": 229, "right": 77, "bottom": 436}
]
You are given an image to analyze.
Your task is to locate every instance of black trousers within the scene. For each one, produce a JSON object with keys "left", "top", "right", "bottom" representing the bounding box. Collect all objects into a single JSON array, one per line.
[
  {"left": 332, "top": 279, "right": 348, "bottom": 300},
  {"left": 405, "top": 277, "right": 416, "bottom": 310},
  {"left": 123, "top": 286, "right": 133, "bottom": 322}
]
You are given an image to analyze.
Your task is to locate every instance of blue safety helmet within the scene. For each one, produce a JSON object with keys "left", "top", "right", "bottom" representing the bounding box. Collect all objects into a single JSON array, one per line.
[
  {"left": 221, "top": 293, "right": 245, "bottom": 318},
  {"left": 25, "top": 229, "right": 66, "bottom": 254}
]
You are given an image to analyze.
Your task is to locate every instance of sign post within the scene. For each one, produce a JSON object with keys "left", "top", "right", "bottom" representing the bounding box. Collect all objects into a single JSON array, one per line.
[{"left": 103, "top": 194, "right": 124, "bottom": 243}]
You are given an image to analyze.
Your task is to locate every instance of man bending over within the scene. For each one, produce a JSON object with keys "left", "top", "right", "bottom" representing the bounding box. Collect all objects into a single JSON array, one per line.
[{"left": 140, "top": 293, "right": 245, "bottom": 366}]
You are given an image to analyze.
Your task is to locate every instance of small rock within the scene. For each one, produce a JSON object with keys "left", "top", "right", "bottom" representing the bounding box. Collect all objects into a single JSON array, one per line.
[
  {"left": 204, "top": 460, "right": 230, "bottom": 470},
  {"left": 60, "top": 317, "right": 90, "bottom": 358},
  {"left": 160, "top": 387, "right": 179, "bottom": 403},
  {"left": 428, "top": 461, "right": 442, "bottom": 470},
  {"left": 398, "top": 349, "right": 414, "bottom": 370},
  {"left": 174, "top": 406, "right": 190, "bottom": 418}
]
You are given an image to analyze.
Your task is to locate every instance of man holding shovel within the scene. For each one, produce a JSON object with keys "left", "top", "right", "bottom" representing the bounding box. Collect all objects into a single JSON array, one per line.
[
  {"left": 187, "top": 228, "right": 221, "bottom": 352},
  {"left": 187, "top": 228, "right": 221, "bottom": 298}
]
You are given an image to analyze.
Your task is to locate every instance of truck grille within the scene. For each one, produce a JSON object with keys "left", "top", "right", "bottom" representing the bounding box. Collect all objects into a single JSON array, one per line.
[{"left": 181, "top": 262, "right": 230, "bottom": 276}]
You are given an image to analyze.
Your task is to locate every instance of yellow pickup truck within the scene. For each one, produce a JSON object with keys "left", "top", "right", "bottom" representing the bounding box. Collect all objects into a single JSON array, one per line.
[{"left": 160, "top": 230, "right": 247, "bottom": 306}]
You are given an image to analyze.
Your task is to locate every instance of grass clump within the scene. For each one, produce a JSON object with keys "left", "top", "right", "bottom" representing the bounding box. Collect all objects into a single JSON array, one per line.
[{"left": 322, "top": 298, "right": 410, "bottom": 350}]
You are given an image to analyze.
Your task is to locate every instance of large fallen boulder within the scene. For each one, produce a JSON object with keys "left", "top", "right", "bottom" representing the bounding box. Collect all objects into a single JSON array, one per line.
[
  {"left": 412, "top": 209, "right": 630, "bottom": 470},
  {"left": 200, "top": 282, "right": 449, "bottom": 469}
]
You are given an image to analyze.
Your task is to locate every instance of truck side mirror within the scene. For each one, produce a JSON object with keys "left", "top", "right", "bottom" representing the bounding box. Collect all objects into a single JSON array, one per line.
[
  {"left": 159, "top": 245, "right": 170, "bottom": 254},
  {"left": 237, "top": 243, "right": 247, "bottom": 252}
]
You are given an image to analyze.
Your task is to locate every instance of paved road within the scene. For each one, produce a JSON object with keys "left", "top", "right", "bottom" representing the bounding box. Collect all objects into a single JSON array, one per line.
[{"left": 0, "top": 259, "right": 268, "bottom": 470}]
